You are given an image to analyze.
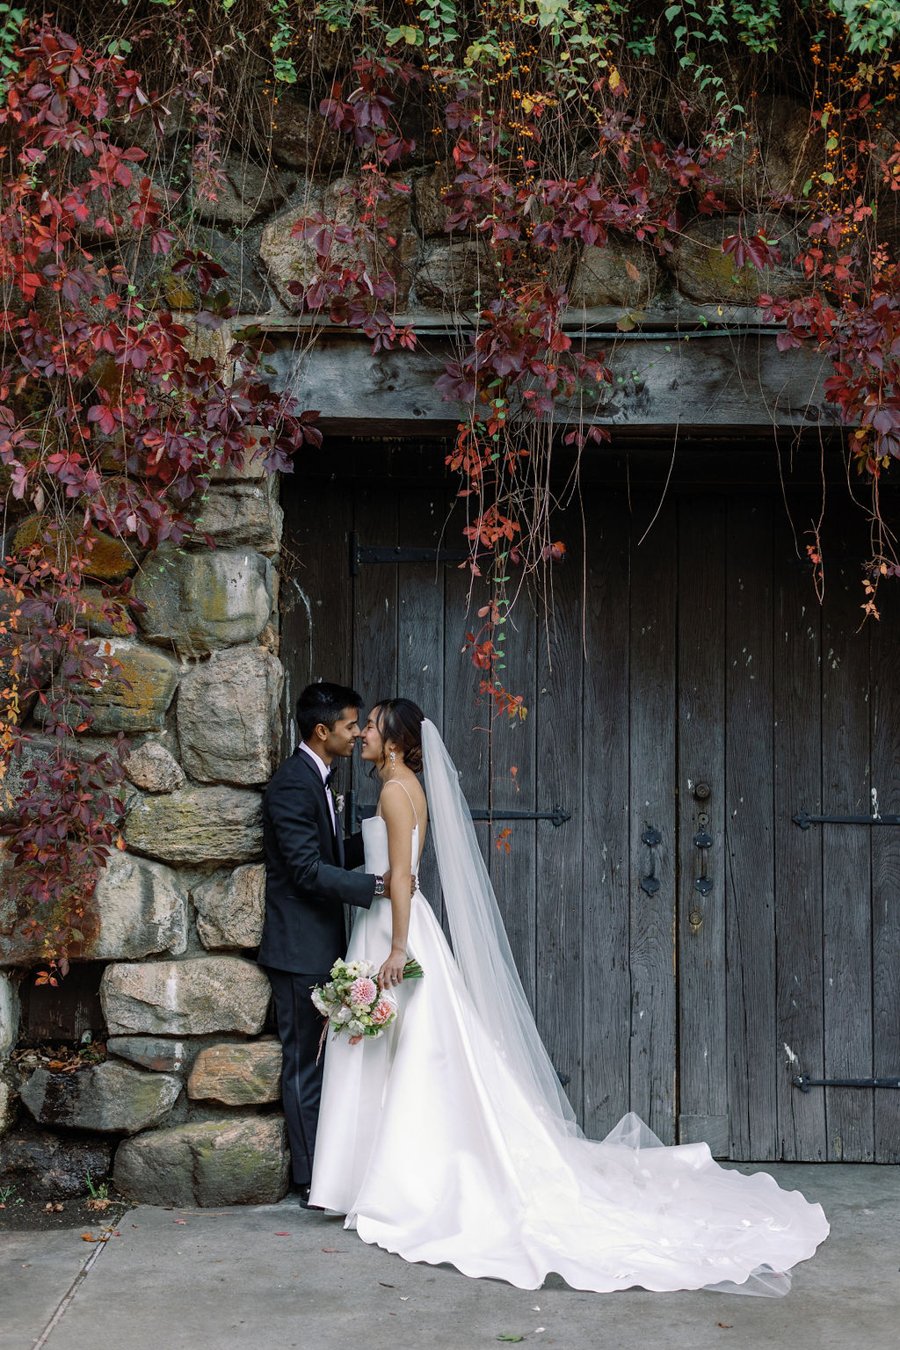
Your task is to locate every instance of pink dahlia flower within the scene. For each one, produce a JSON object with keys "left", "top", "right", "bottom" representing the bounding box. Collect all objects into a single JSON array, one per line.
[
  {"left": 371, "top": 998, "right": 395, "bottom": 1026},
  {"left": 349, "top": 976, "right": 377, "bottom": 1007}
]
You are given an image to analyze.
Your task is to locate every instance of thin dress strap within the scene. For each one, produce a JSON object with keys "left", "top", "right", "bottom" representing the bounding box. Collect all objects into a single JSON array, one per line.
[{"left": 379, "top": 778, "right": 420, "bottom": 830}]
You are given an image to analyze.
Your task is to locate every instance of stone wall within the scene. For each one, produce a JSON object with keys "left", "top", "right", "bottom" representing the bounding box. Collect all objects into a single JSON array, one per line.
[{"left": 0, "top": 465, "right": 291, "bottom": 1206}]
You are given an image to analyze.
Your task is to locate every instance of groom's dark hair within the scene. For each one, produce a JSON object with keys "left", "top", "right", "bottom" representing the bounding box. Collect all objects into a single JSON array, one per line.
[{"left": 297, "top": 682, "right": 363, "bottom": 740}]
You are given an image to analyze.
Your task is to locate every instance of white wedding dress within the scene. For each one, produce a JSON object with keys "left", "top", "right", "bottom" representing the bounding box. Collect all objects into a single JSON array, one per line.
[{"left": 310, "top": 728, "right": 828, "bottom": 1294}]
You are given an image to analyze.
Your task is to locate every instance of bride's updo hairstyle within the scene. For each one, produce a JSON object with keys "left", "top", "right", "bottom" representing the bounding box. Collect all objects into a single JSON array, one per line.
[{"left": 376, "top": 698, "right": 425, "bottom": 774}]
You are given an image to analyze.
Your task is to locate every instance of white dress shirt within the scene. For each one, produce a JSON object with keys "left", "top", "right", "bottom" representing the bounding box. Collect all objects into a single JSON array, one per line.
[{"left": 300, "top": 743, "right": 336, "bottom": 834}]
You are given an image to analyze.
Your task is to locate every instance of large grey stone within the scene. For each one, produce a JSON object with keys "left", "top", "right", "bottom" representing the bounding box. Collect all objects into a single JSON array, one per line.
[
  {"left": 33, "top": 639, "right": 179, "bottom": 735},
  {"left": 269, "top": 94, "right": 345, "bottom": 171},
  {"left": 569, "top": 238, "right": 659, "bottom": 309},
  {"left": 124, "top": 740, "right": 185, "bottom": 794},
  {"left": 192, "top": 863, "right": 265, "bottom": 950},
  {"left": 413, "top": 240, "right": 498, "bottom": 311},
  {"left": 113, "top": 1114, "right": 289, "bottom": 1206},
  {"left": 177, "top": 648, "right": 282, "bottom": 786},
  {"left": 0, "top": 974, "right": 19, "bottom": 1055},
  {"left": 259, "top": 182, "right": 417, "bottom": 312},
  {"left": 207, "top": 429, "right": 269, "bottom": 482},
  {"left": 107, "top": 1036, "right": 208, "bottom": 1075},
  {"left": 20, "top": 1060, "right": 181, "bottom": 1134},
  {"left": 0, "top": 1129, "right": 114, "bottom": 1197},
  {"left": 413, "top": 161, "right": 452, "bottom": 236},
  {"left": 191, "top": 484, "right": 283, "bottom": 554},
  {"left": 124, "top": 785, "right": 263, "bottom": 864},
  {"left": 89, "top": 852, "right": 188, "bottom": 959},
  {"left": 187, "top": 1039, "right": 282, "bottom": 1105},
  {"left": 101, "top": 957, "right": 271, "bottom": 1036},
  {"left": 718, "top": 95, "right": 824, "bottom": 211},
  {"left": 192, "top": 156, "right": 296, "bottom": 226},
  {"left": 134, "top": 547, "right": 273, "bottom": 655},
  {"left": 669, "top": 214, "right": 809, "bottom": 304}
]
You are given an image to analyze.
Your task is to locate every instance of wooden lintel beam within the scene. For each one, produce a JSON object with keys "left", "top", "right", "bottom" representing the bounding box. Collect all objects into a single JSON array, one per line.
[{"left": 265, "top": 330, "right": 839, "bottom": 437}]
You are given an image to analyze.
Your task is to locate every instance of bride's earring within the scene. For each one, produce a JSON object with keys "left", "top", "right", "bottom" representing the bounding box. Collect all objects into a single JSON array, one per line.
[{"left": 389, "top": 750, "right": 396, "bottom": 770}]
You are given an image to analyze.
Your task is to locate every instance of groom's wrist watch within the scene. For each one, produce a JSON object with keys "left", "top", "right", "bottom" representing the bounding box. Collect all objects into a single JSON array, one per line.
[{"left": 373, "top": 875, "right": 385, "bottom": 897}]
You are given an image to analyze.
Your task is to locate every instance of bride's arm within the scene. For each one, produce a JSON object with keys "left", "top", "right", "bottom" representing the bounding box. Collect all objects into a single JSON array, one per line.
[{"left": 377, "top": 785, "right": 414, "bottom": 990}]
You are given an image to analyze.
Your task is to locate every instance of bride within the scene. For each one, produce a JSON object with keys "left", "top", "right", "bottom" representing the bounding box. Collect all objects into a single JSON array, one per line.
[{"left": 309, "top": 699, "right": 829, "bottom": 1294}]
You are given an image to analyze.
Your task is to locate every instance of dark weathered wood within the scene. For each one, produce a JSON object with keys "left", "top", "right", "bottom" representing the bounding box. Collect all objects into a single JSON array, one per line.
[
  {"left": 870, "top": 585, "right": 900, "bottom": 1162},
  {"left": 773, "top": 506, "right": 826, "bottom": 1161},
  {"left": 581, "top": 492, "right": 631, "bottom": 1140},
  {"left": 628, "top": 499, "right": 677, "bottom": 1143},
  {"left": 676, "top": 496, "right": 728, "bottom": 1156},
  {"left": 270, "top": 331, "right": 838, "bottom": 436},
  {"left": 489, "top": 592, "right": 538, "bottom": 1014},
  {"left": 821, "top": 546, "right": 874, "bottom": 1161},
  {"left": 441, "top": 510, "right": 492, "bottom": 935},
  {"left": 20, "top": 963, "right": 106, "bottom": 1045},
  {"left": 536, "top": 510, "right": 585, "bottom": 1121},
  {"left": 725, "top": 499, "right": 777, "bottom": 1160},
  {"left": 350, "top": 471, "right": 398, "bottom": 821},
  {"left": 395, "top": 476, "right": 449, "bottom": 907},
  {"left": 279, "top": 480, "right": 354, "bottom": 755}
]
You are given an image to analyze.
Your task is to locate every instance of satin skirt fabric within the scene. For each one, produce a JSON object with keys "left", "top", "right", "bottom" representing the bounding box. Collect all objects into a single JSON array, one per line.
[{"left": 309, "top": 890, "right": 829, "bottom": 1293}]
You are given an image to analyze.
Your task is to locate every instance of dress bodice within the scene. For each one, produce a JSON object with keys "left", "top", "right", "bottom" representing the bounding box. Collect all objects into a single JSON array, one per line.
[{"left": 362, "top": 813, "right": 419, "bottom": 877}]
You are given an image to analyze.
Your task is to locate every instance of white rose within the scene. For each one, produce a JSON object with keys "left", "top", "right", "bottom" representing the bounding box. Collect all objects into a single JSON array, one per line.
[
  {"left": 334, "top": 1006, "right": 353, "bottom": 1025},
  {"left": 347, "top": 1019, "right": 365, "bottom": 1036}
]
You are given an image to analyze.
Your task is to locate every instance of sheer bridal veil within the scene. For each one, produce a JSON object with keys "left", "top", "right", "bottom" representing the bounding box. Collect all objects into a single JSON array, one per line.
[
  {"left": 420, "top": 718, "right": 816, "bottom": 1297},
  {"left": 421, "top": 718, "right": 580, "bottom": 1137}
]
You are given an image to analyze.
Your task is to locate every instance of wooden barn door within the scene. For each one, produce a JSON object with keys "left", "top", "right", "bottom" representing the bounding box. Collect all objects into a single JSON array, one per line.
[{"left": 280, "top": 449, "right": 900, "bottom": 1162}]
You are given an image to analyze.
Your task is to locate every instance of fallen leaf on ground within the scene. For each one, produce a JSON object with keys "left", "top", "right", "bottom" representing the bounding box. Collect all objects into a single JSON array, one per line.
[
  {"left": 274, "top": 1232, "right": 291, "bottom": 1237},
  {"left": 717, "top": 1325, "right": 733, "bottom": 1330},
  {"left": 173, "top": 1219, "right": 188, "bottom": 1225},
  {"left": 86, "top": 1197, "right": 110, "bottom": 1212},
  {"left": 497, "top": 1338, "right": 525, "bottom": 1344},
  {"left": 379, "top": 1282, "right": 396, "bottom": 1288},
  {"left": 321, "top": 1247, "right": 341, "bottom": 1253}
]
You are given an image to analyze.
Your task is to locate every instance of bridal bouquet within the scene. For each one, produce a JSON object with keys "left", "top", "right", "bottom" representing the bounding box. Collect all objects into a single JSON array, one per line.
[{"left": 312, "top": 958, "right": 424, "bottom": 1047}]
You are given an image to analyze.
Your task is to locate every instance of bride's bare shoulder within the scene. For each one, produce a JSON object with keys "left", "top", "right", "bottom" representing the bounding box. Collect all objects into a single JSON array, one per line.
[{"left": 380, "top": 776, "right": 427, "bottom": 825}]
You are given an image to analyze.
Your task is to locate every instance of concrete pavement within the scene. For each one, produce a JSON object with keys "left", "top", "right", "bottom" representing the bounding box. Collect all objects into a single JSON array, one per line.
[{"left": 3, "top": 1164, "right": 898, "bottom": 1350}]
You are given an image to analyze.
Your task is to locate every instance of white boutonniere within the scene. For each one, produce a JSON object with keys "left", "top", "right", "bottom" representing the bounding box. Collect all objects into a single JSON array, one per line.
[{"left": 331, "top": 789, "right": 345, "bottom": 815}]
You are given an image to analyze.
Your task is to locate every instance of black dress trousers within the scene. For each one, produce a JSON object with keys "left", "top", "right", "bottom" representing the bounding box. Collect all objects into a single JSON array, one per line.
[{"left": 265, "top": 966, "right": 331, "bottom": 1186}]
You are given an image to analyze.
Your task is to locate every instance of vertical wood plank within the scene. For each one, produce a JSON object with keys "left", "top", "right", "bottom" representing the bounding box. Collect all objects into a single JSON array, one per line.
[
  {"left": 628, "top": 499, "right": 677, "bottom": 1143},
  {"left": 351, "top": 471, "right": 398, "bottom": 822},
  {"left": 870, "top": 582, "right": 900, "bottom": 1163},
  {"left": 395, "top": 478, "right": 449, "bottom": 907},
  {"left": 676, "top": 496, "right": 728, "bottom": 1156},
  {"left": 278, "top": 469, "right": 353, "bottom": 755},
  {"left": 581, "top": 490, "right": 631, "bottom": 1140},
  {"left": 773, "top": 510, "right": 826, "bottom": 1161},
  {"left": 536, "top": 504, "right": 585, "bottom": 1123},
  {"left": 725, "top": 498, "right": 777, "bottom": 1161},
  {"left": 489, "top": 589, "right": 538, "bottom": 1013},
  {"left": 441, "top": 499, "right": 491, "bottom": 932},
  {"left": 821, "top": 543, "right": 874, "bottom": 1161}
]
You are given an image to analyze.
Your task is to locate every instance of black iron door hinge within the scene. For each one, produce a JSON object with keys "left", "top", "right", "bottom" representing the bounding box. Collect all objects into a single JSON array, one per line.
[
  {"left": 350, "top": 532, "right": 470, "bottom": 577},
  {"left": 347, "top": 792, "right": 570, "bottom": 834},
  {"left": 793, "top": 811, "right": 900, "bottom": 829},
  {"left": 793, "top": 1074, "right": 900, "bottom": 1092}
]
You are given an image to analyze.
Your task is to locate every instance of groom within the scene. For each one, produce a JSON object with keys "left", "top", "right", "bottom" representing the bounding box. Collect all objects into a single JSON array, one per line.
[{"left": 258, "top": 682, "right": 386, "bottom": 1204}]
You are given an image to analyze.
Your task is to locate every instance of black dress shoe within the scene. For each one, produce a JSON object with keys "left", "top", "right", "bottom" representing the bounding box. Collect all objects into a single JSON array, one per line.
[{"left": 294, "top": 1183, "right": 312, "bottom": 1207}]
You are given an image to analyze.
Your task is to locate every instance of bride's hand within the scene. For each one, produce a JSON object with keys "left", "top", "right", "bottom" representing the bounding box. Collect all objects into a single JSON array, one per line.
[{"left": 378, "top": 947, "right": 407, "bottom": 990}]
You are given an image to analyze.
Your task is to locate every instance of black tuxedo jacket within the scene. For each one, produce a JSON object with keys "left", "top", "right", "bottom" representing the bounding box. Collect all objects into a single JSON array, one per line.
[{"left": 257, "top": 748, "right": 375, "bottom": 974}]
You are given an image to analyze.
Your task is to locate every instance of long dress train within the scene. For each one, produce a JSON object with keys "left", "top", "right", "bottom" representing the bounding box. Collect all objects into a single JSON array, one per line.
[{"left": 309, "top": 810, "right": 829, "bottom": 1294}]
